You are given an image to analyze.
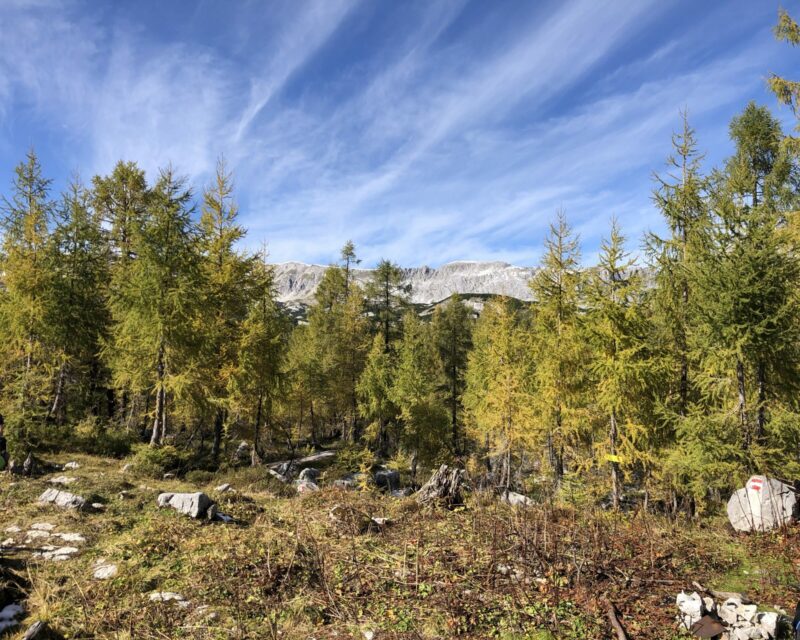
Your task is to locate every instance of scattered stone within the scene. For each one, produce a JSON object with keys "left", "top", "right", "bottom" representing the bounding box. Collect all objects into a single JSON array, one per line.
[
  {"left": 118, "top": 490, "right": 133, "bottom": 499},
  {"left": 374, "top": 467, "right": 400, "bottom": 492},
  {"left": 298, "top": 467, "right": 320, "bottom": 482},
  {"left": 157, "top": 492, "right": 215, "bottom": 519},
  {"left": 53, "top": 532, "right": 85, "bottom": 544},
  {"left": 24, "top": 530, "right": 52, "bottom": 542},
  {"left": 501, "top": 489, "right": 534, "bottom": 507},
  {"left": 30, "top": 523, "right": 56, "bottom": 531},
  {"left": 91, "top": 502, "right": 105, "bottom": 511},
  {"left": 93, "top": 560, "right": 118, "bottom": 580},
  {"left": 1, "top": 538, "right": 16, "bottom": 548},
  {"left": 37, "top": 488, "right": 87, "bottom": 510},
  {"left": 296, "top": 480, "right": 320, "bottom": 494},
  {"left": 120, "top": 463, "right": 132, "bottom": 473},
  {"left": 62, "top": 462, "right": 80, "bottom": 470},
  {"left": 162, "top": 472, "right": 176, "bottom": 479},
  {"left": 214, "top": 512, "right": 234, "bottom": 523},
  {"left": 727, "top": 475, "right": 796, "bottom": 532},
  {"left": 48, "top": 476, "right": 76, "bottom": 486},
  {"left": 4, "top": 525, "right": 22, "bottom": 533},
  {"left": 214, "top": 483, "right": 233, "bottom": 493},
  {"left": 391, "top": 488, "right": 414, "bottom": 498},
  {"left": 676, "top": 589, "right": 782, "bottom": 639},
  {"left": 415, "top": 465, "right": 465, "bottom": 507},
  {"left": 149, "top": 592, "right": 190, "bottom": 607},
  {"left": 33, "top": 545, "right": 80, "bottom": 561},
  {"left": 363, "top": 631, "right": 375, "bottom": 640}
]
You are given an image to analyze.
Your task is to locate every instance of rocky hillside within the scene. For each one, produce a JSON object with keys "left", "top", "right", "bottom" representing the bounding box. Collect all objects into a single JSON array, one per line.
[{"left": 272, "top": 261, "right": 536, "bottom": 305}]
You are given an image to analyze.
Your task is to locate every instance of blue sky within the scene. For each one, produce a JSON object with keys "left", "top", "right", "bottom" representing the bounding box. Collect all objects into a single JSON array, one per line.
[{"left": 0, "top": 0, "right": 795, "bottom": 267}]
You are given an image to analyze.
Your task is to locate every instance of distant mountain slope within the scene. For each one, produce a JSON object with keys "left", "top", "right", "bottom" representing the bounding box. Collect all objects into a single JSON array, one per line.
[{"left": 272, "top": 261, "right": 536, "bottom": 305}]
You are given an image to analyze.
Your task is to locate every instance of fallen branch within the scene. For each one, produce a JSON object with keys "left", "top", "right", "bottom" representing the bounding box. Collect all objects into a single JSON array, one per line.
[
  {"left": 691, "top": 580, "right": 753, "bottom": 604},
  {"left": 602, "top": 597, "right": 629, "bottom": 640}
]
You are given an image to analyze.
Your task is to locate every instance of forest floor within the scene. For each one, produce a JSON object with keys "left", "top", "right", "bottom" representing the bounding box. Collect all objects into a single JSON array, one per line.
[{"left": 1, "top": 453, "right": 799, "bottom": 640}]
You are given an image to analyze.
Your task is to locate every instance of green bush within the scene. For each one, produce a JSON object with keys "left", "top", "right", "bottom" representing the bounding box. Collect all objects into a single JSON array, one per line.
[
  {"left": 185, "top": 469, "right": 215, "bottom": 485},
  {"left": 127, "top": 444, "right": 189, "bottom": 478},
  {"left": 74, "top": 416, "right": 132, "bottom": 457}
]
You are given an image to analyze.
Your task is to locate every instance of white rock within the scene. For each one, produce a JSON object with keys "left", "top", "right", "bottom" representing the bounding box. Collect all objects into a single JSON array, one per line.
[
  {"left": 53, "top": 532, "right": 85, "bottom": 544},
  {"left": 1, "top": 538, "right": 15, "bottom": 548},
  {"left": 49, "top": 475, "right": 76, "bottom": 485},
  {"left": 720, "top": 598, "right": 742, "bottom": 625},
  {"left": 736, "top": 604, "right": 758, "bottom": 622},
  {"left": 756, "top": 612, "right": 778, "bottom": 638},
  {"left": 0, "top": 602, "right": 24, "bottom": 632},
  {"left": 4, "top": 525, "right": 21, "bottom": 533},
  {"left": 214, "top": 483, "right": 232, "bottom": 493},
  {"left": 501, "top": 489, "right": 534, "bottom": 507},
  {"left": 38, "top": 488, "right": 87, "bottom": 510},
  {"left": 34, "top": 545, "right": 79, "bottom": 561},
  {"left": 676, "top": 591, "right": 704, "bottom": 617},
  {"left": 93, "top": 563, "right": 118, "bottom": 580},
  {"left": 91, "top": 502, "right": 105, "bottom": 511},
  {"left": 149, "top": 592, "right": 190, "bottom": 607},
  {"left": 157, "top": 492, "right": 214, "bottom": 519},
  {"left": 30, "top": 523, "right": 56, "bottom": 531},
  {"left": 63, "top": 462, "right": 80, "bottom": 470},
  {"left": 727, "top": 476, "right": 796, "bottom": 532},
  {"left": 24, "top": 530, "right": 51, "bottom": 542},
  {"left": 363, "top": 631, "right": 375, "bottom": 640},
  {"left": 120, "top": 463, "right": 132, "bottom": 473}
]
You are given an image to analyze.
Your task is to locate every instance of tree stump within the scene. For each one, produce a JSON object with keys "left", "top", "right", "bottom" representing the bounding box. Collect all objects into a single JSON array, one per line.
[{"left": 415, "top": 465, "right": 465, "bottom": 507}]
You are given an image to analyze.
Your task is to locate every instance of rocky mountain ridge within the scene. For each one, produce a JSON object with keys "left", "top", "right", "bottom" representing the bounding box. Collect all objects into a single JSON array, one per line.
[{"left": 272, "top": 261, "right": 536, "bottom": 305}]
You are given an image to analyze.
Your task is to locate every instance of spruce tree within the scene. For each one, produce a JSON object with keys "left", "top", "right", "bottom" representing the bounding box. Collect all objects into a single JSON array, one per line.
[
  {"left": 357, "top": 334, "right": 397, "bottom": 454},
  {"left": 365, "top": 259, "right": 410, "bottom": 351},
  {"left": 431, "top": 295, "right": 473, "bottom": 455}
]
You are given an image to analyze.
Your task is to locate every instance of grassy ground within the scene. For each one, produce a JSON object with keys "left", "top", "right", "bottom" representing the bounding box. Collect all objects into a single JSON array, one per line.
[{"left": 1, "top": 454, "right": 799, "bottom": 639}]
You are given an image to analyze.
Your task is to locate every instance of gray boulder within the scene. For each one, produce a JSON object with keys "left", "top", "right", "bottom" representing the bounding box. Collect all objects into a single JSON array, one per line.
[
  {"left": 298, "top": 467, "right": 320, "bottom": 482},
  {"left": 296, "top": 480, "right": 319, "bottom": 494},
  {"left": 37, "top": 488, "right": 87, "bottom": 510},
  {"left": 333, "top": 473, "right": 365, "bottom": 490},
  {"left": 157, "top": 492, "right": 215, "bottom": 519},
  {"left": 727, "top": 475, "right": 796, "bottom": 532},
  {"left": 373, "top": 467, "right": 400, "bottom": 492}
]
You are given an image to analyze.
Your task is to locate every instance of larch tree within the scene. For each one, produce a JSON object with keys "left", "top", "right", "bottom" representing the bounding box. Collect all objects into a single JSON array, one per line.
[
  {"left": 586, "top": 220, "right": 657, "bottom": 510},
  {"left": 391, "top": 312, "right": 449, "bottom": 481},
  {"left": 365, "top": 259, "right": 409, "bottom": 352},
  {"left": 0, "top": 150, "right": 55, "bottom": 447},
  {"left": 104, "top": 167, "right": 202, "bottom": 446},
  {"left": 464, "top": 297, "right": 535, "bottom": 489},
  {"left": 357, "top": 333, "right": 397, "bottom": 455},
  {"left": 528, "top": 210, "right": 588, "bottom": 489},
  {"left": 647, "top": 115, "right": 708, "bottom": 420},
  {"left": 198, "top": 159, "right": 254, "bottom": 462}
]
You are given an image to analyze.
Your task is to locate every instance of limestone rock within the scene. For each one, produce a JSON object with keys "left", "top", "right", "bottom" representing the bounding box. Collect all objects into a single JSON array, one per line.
[
  {"left": 501, "top": 489, "right": 534, "bottom": 507},
  {"left": 149, "top": 592, "right": 190, "bottom": 607},
  {"left": 214, "top": 483, "right": 233, "bottom": 493},
  {"left": 727, "top": 475, "right": 796, "bottom": 532},
  {"left": 157, "top": 492, "right": 215, "bottom": 519},
  {"left": 62, "top": 462, "right": 80, "bottom": 470},
  {"left": 37, "top": 488, "right": 87, "bottom": 510},
  {"left": 49, "top": 476, "right": 76, "bottom": 486},
  {"left": 296, "top": 480, "right": 319, "bottom": 494},
  {"left": 93, "top": 560, "right": 118, "bottom": 580}
]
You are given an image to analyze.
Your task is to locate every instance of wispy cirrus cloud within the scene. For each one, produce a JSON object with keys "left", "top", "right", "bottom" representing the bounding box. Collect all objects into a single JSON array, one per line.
[{"left": 0, "top": 0, "right": 790, "bottom": 267}]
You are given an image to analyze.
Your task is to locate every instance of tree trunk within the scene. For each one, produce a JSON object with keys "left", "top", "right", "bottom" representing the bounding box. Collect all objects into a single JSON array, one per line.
[
  {"left": 252, "top": 392, "right": 263, "bottom": 465},
  {"left": 756, "top": 360, "right": 766, "bottom": 442},
  {"left": 737, "top": 359, "right": 750, "bottom": 449},
  {"left": 212, "top": 409, "right": 224, "bottom": 462},
  {"left": 47, "top": 363, "right": 67, "bottom": 424},
  {"left": 610, "top": 409, "right": 620, "bottom": 510},
  {"left": 150, "top": 343, "right": 166, "bottom": 446}
]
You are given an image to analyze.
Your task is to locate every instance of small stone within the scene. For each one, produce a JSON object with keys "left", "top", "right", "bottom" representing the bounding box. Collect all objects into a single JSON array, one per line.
[
  {"left": 120, "top": 463, "right": 132, "bottom": 473},
  {"left": 30, "top": 523, "right": 56, "bottom": 531},
  {"left": 25, "top": 530, "right": 52, "bottom": 542},
  {"left": 719, "top": 598, "right": 741, "bottom": 625},
  {"left": 756, "top": 612, "right": 778, "bottom": 639},
  {"left": 91, "top": 502, "right": 105, "bottom": 511},
  {"left": 93, "top": 562, "right": 118, "bottom": 580},
  {"left": 49, "top": 476, "right": 76, "bottom": 486},
  {"left": 736, "top": 604, "right": 757, "bottom": 622},
  {"left": 149, "top": 591, "right": 189, "bottom": 607},
  {"left": 63, "top": 462, "right": 80, "bottom": 470},
  {"left": 157, "top": 492, "right": 215, "bottom": 519},
  {"left": 296, "top": 480, "right": 320, "bottom": 494},
  {"left": 298, "top": 467, "right": 320, "bottom": 482},
  {"left": 53, "top": 532, "right": 85, "bottom": 544},
  {"left": 34, "top": 545, "right": 80, "bottom": 561},
  {"left": 501, "top": 489, "right": 534, "bottom": 507},
  {"left": 214, "top": 483, "right": 233, "bottom": 493},
  {"left": 363, "top": 631, "right": 375, "bottom": 640},
  {"left": 4, "top": 525, "right": 22, "bottom": 533}
]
